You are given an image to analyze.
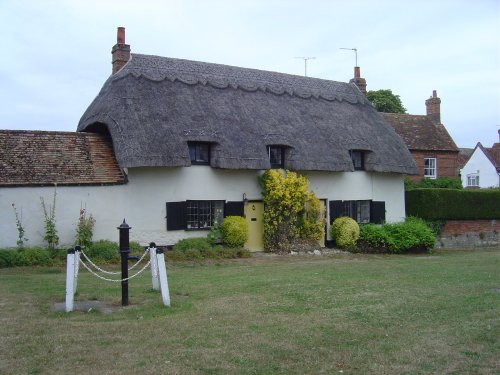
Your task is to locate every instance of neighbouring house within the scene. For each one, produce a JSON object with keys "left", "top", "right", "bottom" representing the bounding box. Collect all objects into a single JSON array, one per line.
[
  {"left": 382, "top": 91, "right": 460, "bottom": 181},
  {"left": 459, "top": 131, "right": 500, "bottom": 188},
  {"left": 0, "top": 27, "right": 417, "bottom": 250},
  {"left": 349, "top": 69, "right": 459, "bottom": 181}
]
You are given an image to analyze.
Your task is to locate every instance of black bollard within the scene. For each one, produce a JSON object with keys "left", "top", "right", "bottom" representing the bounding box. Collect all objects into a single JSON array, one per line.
[{"left": 117, "top": 219, "right": 131, "bottom": 306}]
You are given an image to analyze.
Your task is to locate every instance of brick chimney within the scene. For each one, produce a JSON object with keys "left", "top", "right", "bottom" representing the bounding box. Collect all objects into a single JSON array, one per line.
[
  {"left": 425, "top": 90, "right": 441, "bottom": 124},
  {"left": 349, "top": 66, "right": 367, "bottom": 95},
  {"left": 111, "top": 27, "right": 131, "bottom": 75}
]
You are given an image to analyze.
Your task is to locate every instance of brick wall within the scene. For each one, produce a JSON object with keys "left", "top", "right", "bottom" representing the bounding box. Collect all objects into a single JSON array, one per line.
[
  {"left": 441, "top": 220, "right": 500, "bottom": 235},
  {"left": 408, "top": 150, "right": 459, "bottom": 181},
  {"left": 437, "top": 220, "right": 500, "bottom": 248}
]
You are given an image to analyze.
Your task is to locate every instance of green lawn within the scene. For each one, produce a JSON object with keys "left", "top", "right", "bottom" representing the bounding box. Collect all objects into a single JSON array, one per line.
[{"left": 0, "top": 249, "right": 498, "bottom": 374}]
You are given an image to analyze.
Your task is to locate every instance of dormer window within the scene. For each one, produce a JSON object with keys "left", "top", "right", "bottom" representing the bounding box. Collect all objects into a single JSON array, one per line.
[
  {"left": 188, "top": 142, "right": 210, "bottom": 165},
  {"left": 350, "top": 150, "right": 364, "bottom": 170},
  {"left": 268, "top": 146, "right": 285, "bottom": 169}
]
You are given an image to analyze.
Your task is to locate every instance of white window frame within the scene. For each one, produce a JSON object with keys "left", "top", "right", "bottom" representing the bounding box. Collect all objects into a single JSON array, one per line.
[
  {"left": 424, "top": 157, "right": 437, "bottom": 179},
  {"left": 467, "top": 173, "right": 479, "bottom": 187}
]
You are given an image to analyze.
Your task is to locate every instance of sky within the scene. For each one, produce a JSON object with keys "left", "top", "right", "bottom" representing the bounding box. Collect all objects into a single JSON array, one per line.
[{"left": 0, "top": 0, "right": 499, "bottom": 148}]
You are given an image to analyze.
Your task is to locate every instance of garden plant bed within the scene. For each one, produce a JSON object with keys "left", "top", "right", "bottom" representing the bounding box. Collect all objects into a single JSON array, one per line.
[{"left": 0, "top": 248, "right": 498, "bottom": 374}]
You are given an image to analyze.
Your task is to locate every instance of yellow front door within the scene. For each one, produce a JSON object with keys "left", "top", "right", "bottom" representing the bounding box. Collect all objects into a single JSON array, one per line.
[{"left": 244, "top": 201, "right": 264, "bottom": 252}]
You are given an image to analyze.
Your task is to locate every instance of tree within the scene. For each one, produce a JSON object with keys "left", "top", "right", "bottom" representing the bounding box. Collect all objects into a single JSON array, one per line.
[{"left": 367, "top": 89, "right": 406, "bottom": 113}]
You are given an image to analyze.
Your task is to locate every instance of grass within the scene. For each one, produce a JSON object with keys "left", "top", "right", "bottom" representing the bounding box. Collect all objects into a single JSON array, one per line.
[{"left": 0, "top": 248, "right": 498, "bottom": 374}]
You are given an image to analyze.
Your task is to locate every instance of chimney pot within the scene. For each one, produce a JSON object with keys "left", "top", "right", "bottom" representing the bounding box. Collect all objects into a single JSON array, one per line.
[
  {"left": 111, "top": 27, "right": 131, "bottom": 75},
  {"left": 425, "top": 90, "right": 441, "bottom": 124},
  {"left": 349, "top": 66, "right": 367, "bottom": 95},
  {"left": 117, "top": 27, "right": 125, "bottom": 44}
]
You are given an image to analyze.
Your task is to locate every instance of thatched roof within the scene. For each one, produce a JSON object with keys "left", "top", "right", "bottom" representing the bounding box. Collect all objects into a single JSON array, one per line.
[
  {"left": 78, "top": 54, "right": 417, "bottom": 174},
  {"left": 0, "top": 130, "right": 127, "bottom": 186}
]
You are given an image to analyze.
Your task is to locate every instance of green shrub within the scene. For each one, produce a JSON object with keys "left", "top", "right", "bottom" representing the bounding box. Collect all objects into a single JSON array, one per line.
[
  {"left": 406, "top": 189, "right": 500, "bottom": 220},
  {"left": 165, "top": 245, "right": 251, "bottom": 261},
  {"left": 200, "top": 247, "right": 219, "bottom": 259},
  {"left": 184, "top": 248, "right": 202, "bottom": 260},
  {"left": 330, "top": 217, "right": 360, "bottom": 248},
  {"left": 0, "top": 250, "right": 22, "bottom": 268},
  {"left": 85, "top": 240, "right": 120, "bottom": 262},
  {"left": 173, "top": 237, "right": 212, "bottom": 252},
  {"left": 358, "top": 217, "right": 436, "bottom": 253},
  {"left": 17, "top": 247, "right": 53, "bottom": 266},
  {"left": 425, "top": 220, "right": 447, "bottom": 236},
  {"left": 207, "top": 224, "right": 222, "bottom": 246},
  {"left": 130, "top": 241, "right": 144, "bottom": 255},
  {"left": 220, "top": 216, "right": 249, "bottom": 248},
  {"left": 359, "top": 224, "right": 391, "bottom": 249}
]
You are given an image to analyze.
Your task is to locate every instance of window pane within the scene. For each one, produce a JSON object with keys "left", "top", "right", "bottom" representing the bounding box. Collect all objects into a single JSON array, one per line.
[
  {"left": 357, "top": 200, "right": 370, "bottom": 223},
  {"left": 424, "top": 158, "right": 436, "bottom": 178},
  {"left": 189, "top": 145, "right": 197, "bottom": 161},
  {"left": 197, "top": 144, "right": 209, "bottom": 162},
  {"left": 188, "top": 143, "right": 210, "bottom": 164},
  {"left": 186, "top": 200, "right": 224, "bottom": 230},
  {"left": 269, "top": 146, "right": 283, "bottom": 167},
  {"left": 351, "top": 151, "right": 363, "bottom": 170}
]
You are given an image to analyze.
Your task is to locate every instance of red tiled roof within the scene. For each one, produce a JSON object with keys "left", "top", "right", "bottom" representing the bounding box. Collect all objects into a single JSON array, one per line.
[
  {"left": 457, "top": 148, "right": 474, "bottom": 169},
  {"left": 485, "top": 143, "right": 500, "bottom": 172},
  {"left": 382, "top": 113, "right": 458, "bottom": 152},
  {"left": 0, "top": 130, "right": 127, "bottom": 186}
]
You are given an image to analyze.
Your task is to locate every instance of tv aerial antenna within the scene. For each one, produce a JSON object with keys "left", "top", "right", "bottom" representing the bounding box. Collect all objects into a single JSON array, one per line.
[
  {"left": 295, "top": 56, "right": 316, "bottom": 77},
  {"left": 340, "top": 47, "right": 358, "bottom": 66}
]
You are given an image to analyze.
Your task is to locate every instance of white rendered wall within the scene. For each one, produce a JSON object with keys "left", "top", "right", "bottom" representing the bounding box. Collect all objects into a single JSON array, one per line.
[
  {"left": 305, "top": 171, "right": 406, "bottom": 223},
  {"left": 460, "top": 149, "right": 499, "bottom": 188},
  {"left": 0, "top": 167, "right": 406, "bottom": 248}
]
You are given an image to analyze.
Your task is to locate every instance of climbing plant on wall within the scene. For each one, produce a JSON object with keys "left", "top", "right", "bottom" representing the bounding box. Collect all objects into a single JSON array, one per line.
[{"left": 260, "top": 169, "right": 324, "bottom": 253}]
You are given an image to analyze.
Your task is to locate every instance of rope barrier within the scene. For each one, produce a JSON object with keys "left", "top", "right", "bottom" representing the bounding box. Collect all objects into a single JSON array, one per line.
[
  {"left": 79, "top": 257, "right": 151, "bottom": 282},
  {"left": 79, "top": 248, "right": 149, "bottom": 275}
]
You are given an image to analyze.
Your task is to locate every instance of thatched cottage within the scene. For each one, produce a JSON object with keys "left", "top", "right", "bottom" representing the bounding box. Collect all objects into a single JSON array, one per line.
[{"left": 0, "top": 27, "right": 417, "bottom": 250}]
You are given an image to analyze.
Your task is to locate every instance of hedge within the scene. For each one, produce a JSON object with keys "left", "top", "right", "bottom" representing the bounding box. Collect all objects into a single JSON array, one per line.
[{"left": 406, "top": 189, "right": 500, "bottom": 220}]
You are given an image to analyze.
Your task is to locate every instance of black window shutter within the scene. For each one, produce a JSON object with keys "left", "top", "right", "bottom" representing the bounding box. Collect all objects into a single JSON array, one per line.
[
  {"left": 329, "top": 200, "right": 343, "bottom": 223},
  {"left": 371, "top": 201, "right": 386, "bottom": 224},
  {"left": 224, "top": 201, "right": 244, "bottom": 217},
  {"left": 166, "top": 201, "right": 187, "bottom": 230}
]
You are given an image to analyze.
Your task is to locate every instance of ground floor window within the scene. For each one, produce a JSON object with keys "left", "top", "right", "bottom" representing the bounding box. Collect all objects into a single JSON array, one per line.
[
  {"left": 329, "top": 200, "right": 385, "bottom": 224},
  {"left": 467, "top": 173, "right": 479, "bottom": 187},
  {"left": 186, "top": 200, "right": 224, "bottom": 229},
  {"left": 166, "top": 200, "right": 244, "bottom": 230},
  {"left": 341, "top": 200, "right": 371, "bottom": 223}
]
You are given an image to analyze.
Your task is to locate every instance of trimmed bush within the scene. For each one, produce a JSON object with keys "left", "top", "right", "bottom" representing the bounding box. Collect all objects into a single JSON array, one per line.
[
  {"left": 330, "top": 217, "right": 360, "bottom": 248},
  {"left": 405, "top": 176, "right": 463, "bottom": 190},
  {"left": 220, "top": 216, "right": 249, "bottom": 248},
  {"left": 359, "top": 217, "right": 436, "bottom": 253},
  {"left": 406, "top": 189, "right": 500, "bottom": 220}
]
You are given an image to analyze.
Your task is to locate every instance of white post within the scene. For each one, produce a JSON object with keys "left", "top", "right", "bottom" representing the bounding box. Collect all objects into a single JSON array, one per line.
[
  {"left": 149, "top": 243, "right": 160, "bottom": 291},
  {"left": 156, "top": 248, "right": 170, "bottom": 307},
  {"left": 73, "top": 246, "right": 81, "bottom": 295},
  {"left": 65, "top": 249, "right": 76, "bottom": 312}
]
